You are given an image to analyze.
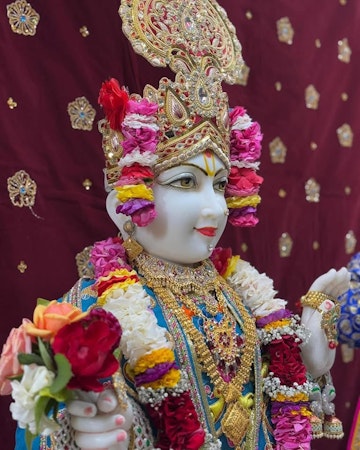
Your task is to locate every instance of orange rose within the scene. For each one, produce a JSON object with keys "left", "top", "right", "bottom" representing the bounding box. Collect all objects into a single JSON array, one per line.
[{"left": 25, "top": 300, "right": 87, "bottom": 341}]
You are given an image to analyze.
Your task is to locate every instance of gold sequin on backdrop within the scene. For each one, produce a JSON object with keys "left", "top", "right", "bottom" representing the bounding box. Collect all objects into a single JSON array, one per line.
[
  {"left": 345, "top": 230, "right": 357, "bottom": 255},
  {"left": 276, "top": 17, "right": 294, "bottom": 45},
  {"left": 79, "top": 26, "right": 90, "bottom": 37},
  {"left": 305, "top": 85, "right": 320, "bottom": 110},
  {"left": 67, "top": 97, "right": 96, "bottom": 131},
  {"left": 7, "top": 0, "right": 40, "bottom": 36},
  {"left": 7, "top": 97, "right": 17, "bottom": 109},
  {"left": 305, "top": 178, "right": 320, "bottom": 203},
  {"left": 338, "top": 38, "right": 352, "bottom": 63},
  {"left": 336, "top": 123, "right": 353, "bottom": 147},
  {"left": 279, "top": 233, "right": 293, "bottom": 258},
  {"left": 269, "top": 137, "right": 287, "bottom": 163}
]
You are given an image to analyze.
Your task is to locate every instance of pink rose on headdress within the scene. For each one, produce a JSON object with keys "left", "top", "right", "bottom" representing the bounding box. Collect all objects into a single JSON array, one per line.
[
  {"left": 230, "top": 121, "right": 262, "bottom": 163},
  {"left": 226, "top": 167, "right": 263, "bottom": 197},
  {"left": 229, "top": 106, "right": 247, "bottom": 123},
  {"left": 228, "top": 207, "right": 259, "bottom": 227},
  {"left": 127, "top": 98, "right": 158, "bottom": 116},
  {"left": 122, "top": 127, "right": 158, "bottom": 155},
  {"left": 98, "top": 78, "right": 129, "bottom": 131}
]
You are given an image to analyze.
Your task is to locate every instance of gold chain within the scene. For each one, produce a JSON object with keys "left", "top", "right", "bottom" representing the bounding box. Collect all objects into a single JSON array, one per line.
[{"left": 136, "top": 253, "right": 257, "bottom": 403}]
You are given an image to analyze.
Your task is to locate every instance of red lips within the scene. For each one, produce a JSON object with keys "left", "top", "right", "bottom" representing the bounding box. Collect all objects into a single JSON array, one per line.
[{"left": 195, "top": 227, "right": 217, "bottom": 237}]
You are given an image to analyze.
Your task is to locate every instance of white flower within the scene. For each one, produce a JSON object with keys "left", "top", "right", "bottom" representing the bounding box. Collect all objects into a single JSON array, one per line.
[
  {"left": 10, "top": 364, "right": 58, "bottom": 435},
  {"left": 123, "top": 113, "right": 159, "bottom": 130},
  {"left": 231, "top": 113, "right": 253, "bottom": 130},
  {"left": 119, "top": 150, "right": 158, "bottom": 168},
  {"left": 227, "top": 260, "right": 287, "bottom": 317},
  {"left": 103, "top": 283, "right": 172, "bottom": 366}
]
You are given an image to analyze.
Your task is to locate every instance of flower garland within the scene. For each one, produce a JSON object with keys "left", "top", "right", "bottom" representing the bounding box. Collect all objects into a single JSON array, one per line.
[
  {"left": 98, "top": 78, "right": 159, "bottom": 227},
  {"left": 90, "top": 237, "right": 212, "bottom": 450},
  {"left": 226, "top": 106, "right": 264, "bottom": 227},
  {"left": 210, "top": 247, "right": 313, "bottom": 450},
  {"left": 91, "top": 238, "right": 313, "bottom": 449}
]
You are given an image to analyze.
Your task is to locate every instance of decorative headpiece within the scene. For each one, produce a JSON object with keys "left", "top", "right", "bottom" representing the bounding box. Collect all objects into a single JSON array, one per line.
[{"left": 98, "top": 0, "right": 263, "bottom": 227}]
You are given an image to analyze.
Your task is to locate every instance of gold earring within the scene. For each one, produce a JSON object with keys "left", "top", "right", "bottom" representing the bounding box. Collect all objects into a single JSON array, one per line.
[
  {"left": 224, "top": 209, "right": 229, "bottom": 216},
  {"left": 122, "top": 220, "right": 143, "bottom": 262}
]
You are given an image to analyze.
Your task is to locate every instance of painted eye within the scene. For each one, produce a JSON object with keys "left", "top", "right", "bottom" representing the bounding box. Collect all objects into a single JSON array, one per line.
[
  {"left": 163, "top": 173, "right": 197, "bottom": 189},
  {"left": 214, "top": 178, "right": 227, "bottom": 192}
]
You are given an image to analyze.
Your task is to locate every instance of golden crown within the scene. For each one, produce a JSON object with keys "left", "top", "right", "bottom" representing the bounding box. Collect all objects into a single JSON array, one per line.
[{"left": 99, "top": 0, "right": 244, "bottom": 187}]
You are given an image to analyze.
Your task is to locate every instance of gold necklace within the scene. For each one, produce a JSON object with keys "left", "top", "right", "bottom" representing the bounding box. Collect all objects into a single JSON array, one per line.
[{"left": 135, "top": 253, "right": 258, "bottom": 445}]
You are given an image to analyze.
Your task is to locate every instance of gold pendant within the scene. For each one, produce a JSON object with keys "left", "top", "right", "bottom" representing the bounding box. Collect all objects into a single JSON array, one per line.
[{"left": 221, "top": 401, "right": 250, "bottom": 445}]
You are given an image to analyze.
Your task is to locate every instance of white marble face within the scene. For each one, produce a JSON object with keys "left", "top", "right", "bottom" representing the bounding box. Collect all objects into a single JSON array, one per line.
[{"left": 108, "top": 151, "right": 229, "bottom": 265}]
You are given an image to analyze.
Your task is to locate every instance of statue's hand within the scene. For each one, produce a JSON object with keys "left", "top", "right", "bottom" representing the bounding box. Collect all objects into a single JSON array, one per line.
[
  {"left": 300, "top": 267, "right": 350, "bottom": 378},
  {"left": 68, "top": 389, "right": 133, "bottom": 450},
  {"left": 308, "top": 267, "right": 350, "bottom": 300}
]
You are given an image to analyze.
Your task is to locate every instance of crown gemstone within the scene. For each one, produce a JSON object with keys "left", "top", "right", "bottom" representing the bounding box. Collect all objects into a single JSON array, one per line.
[
  {"left": 198, "top": 87, "right": 209, "bottom": 105},
  {"left": 184, "top": 16, "right": 195, "bottom": 31}
]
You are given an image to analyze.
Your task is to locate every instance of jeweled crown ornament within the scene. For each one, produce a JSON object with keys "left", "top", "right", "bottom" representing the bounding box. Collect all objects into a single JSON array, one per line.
[{"left": 98, "top": 0, "right": 263, "bottom": 228}]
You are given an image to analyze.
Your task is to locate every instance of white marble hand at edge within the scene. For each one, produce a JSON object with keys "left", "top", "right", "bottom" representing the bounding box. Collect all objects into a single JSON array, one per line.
[
  {"left": 68, "top": 389, "right": 133, "bottom": 450},
  {"left": 300, "top": 267, "right": 350, "bottom": 378},
  {"left": 308, "top": 267, "right": 350, "bottom": 299}
]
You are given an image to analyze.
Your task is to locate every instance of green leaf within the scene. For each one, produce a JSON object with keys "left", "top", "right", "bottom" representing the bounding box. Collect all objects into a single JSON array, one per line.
[
  {"left": 50, "top": 353, "right": 73, "bottom": 394},
  {"left": 25, "top": 428, "right": 36, "bottom": 450},
  {"left": 18, "top": 353, "right": 44, "bottom": 366},
  {"left": 36, "top": 298, "right": 50, "bottom": 306},
  {"left": 34, "top": 396, "right": 51, "bottom": 435},
  {"left": 38, "top": 338, "right": 55, "bottom": 372}
]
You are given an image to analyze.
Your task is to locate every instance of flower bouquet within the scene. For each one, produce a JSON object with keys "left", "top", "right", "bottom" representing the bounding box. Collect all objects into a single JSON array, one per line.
[{"left": 0, "top": 299, "right": 122, "bottom": 449}]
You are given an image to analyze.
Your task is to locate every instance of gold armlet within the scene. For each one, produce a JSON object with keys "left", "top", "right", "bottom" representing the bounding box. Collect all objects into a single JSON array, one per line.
[{"left": 301, "top": 291, "right": 341, "bottom": 349}]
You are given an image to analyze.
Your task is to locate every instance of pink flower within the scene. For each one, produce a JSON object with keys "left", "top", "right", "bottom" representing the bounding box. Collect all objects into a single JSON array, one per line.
[
  {"left": 122, "top": 127, "right": 158, "bottom": 155},
  {"left": 229, "top": 106, "right": 247, "bottom": 123},
  {"left": 228, "top": 207, "right": 259, "bottom": 227},
  {"left": 226, "top": 167, "right": 263, "bottom": 197},
  {"left": 90, "top": 237, "right": 129, "bottom": 278},
  {"left": 272, "top": 410, "right": 312, "bottom": 450},
  {"left": 230, "top": 122, "right": 262, "bottom": 163},
  {"left": 0, "top": 319, "right": 32, "bottom": 395},
  {"left": 132, "top": 203, "right": 157, "bottom": 227},
  {"left": 126, "top": 98, "right": 158, "bottom": 116}
]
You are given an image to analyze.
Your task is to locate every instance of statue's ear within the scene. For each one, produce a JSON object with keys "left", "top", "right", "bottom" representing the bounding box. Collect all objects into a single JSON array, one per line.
[{"left": 106, "top": 190, "right": 128, "bottom": 236}]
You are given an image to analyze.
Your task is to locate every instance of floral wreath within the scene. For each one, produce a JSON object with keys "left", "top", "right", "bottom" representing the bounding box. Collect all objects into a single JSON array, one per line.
[
  {"left": 90, "top": 238, "right": 313, "bottom": 449},
  {"left": 98, "top": 78, "right": 263, "bottom": 228}
]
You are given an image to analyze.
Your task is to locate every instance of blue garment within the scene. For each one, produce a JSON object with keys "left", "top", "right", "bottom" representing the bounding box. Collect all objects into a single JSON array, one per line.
[{"left": 15, "top": 277, "right": 273, "bottom": 449}]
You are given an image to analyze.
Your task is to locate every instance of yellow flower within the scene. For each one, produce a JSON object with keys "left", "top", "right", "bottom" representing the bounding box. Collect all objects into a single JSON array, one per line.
[
  {"left": 115, "top": 184, "right": 154, "bottom": 202},
  {"left": 142, "top": 368, "right": 181, "bottom": 389},
  {"left": 226, "top": 194, "right": 261, "bottom": 209},
  {"left": 223, "top": 255, "right": 240, "bottom": 279},
  {"left": 264, "top": 319, "right": 291, "bottom": 330},
  {"left": 275, "top": 392, "right": 309, "bottom": 402},
  {"left": 134, "top": 348, "right": 175, "bottom": 374}
]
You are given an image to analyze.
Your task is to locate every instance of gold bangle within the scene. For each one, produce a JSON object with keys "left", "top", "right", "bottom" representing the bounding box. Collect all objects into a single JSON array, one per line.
[
  {"left": 300, "top": 291, "right": 340, "bottom": 349},
  {"left": 300, "top": 291, "right": 337, "bottom": 310}
]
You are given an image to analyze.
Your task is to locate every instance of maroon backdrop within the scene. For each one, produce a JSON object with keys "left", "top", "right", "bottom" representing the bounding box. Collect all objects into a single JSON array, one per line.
[{"left": 1, "top": 1, "right": 359, "bottom": 449}]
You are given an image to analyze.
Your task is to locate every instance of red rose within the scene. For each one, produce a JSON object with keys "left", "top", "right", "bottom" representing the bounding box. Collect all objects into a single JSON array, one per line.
[
  {"left": 210, "top": 247, "right": 232, "bottom": 276},
  {"left": 267, "top": 336, "right": 307, "bottom": 386},
  {"left": 98, "top": 78, "right": 129, "bottom": 130},
  {"left": 147, "top": 391, "right": 205, "bottom": 450},
  {"left": 52, "top": 308, "right": 121, "bottom": 392}
]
